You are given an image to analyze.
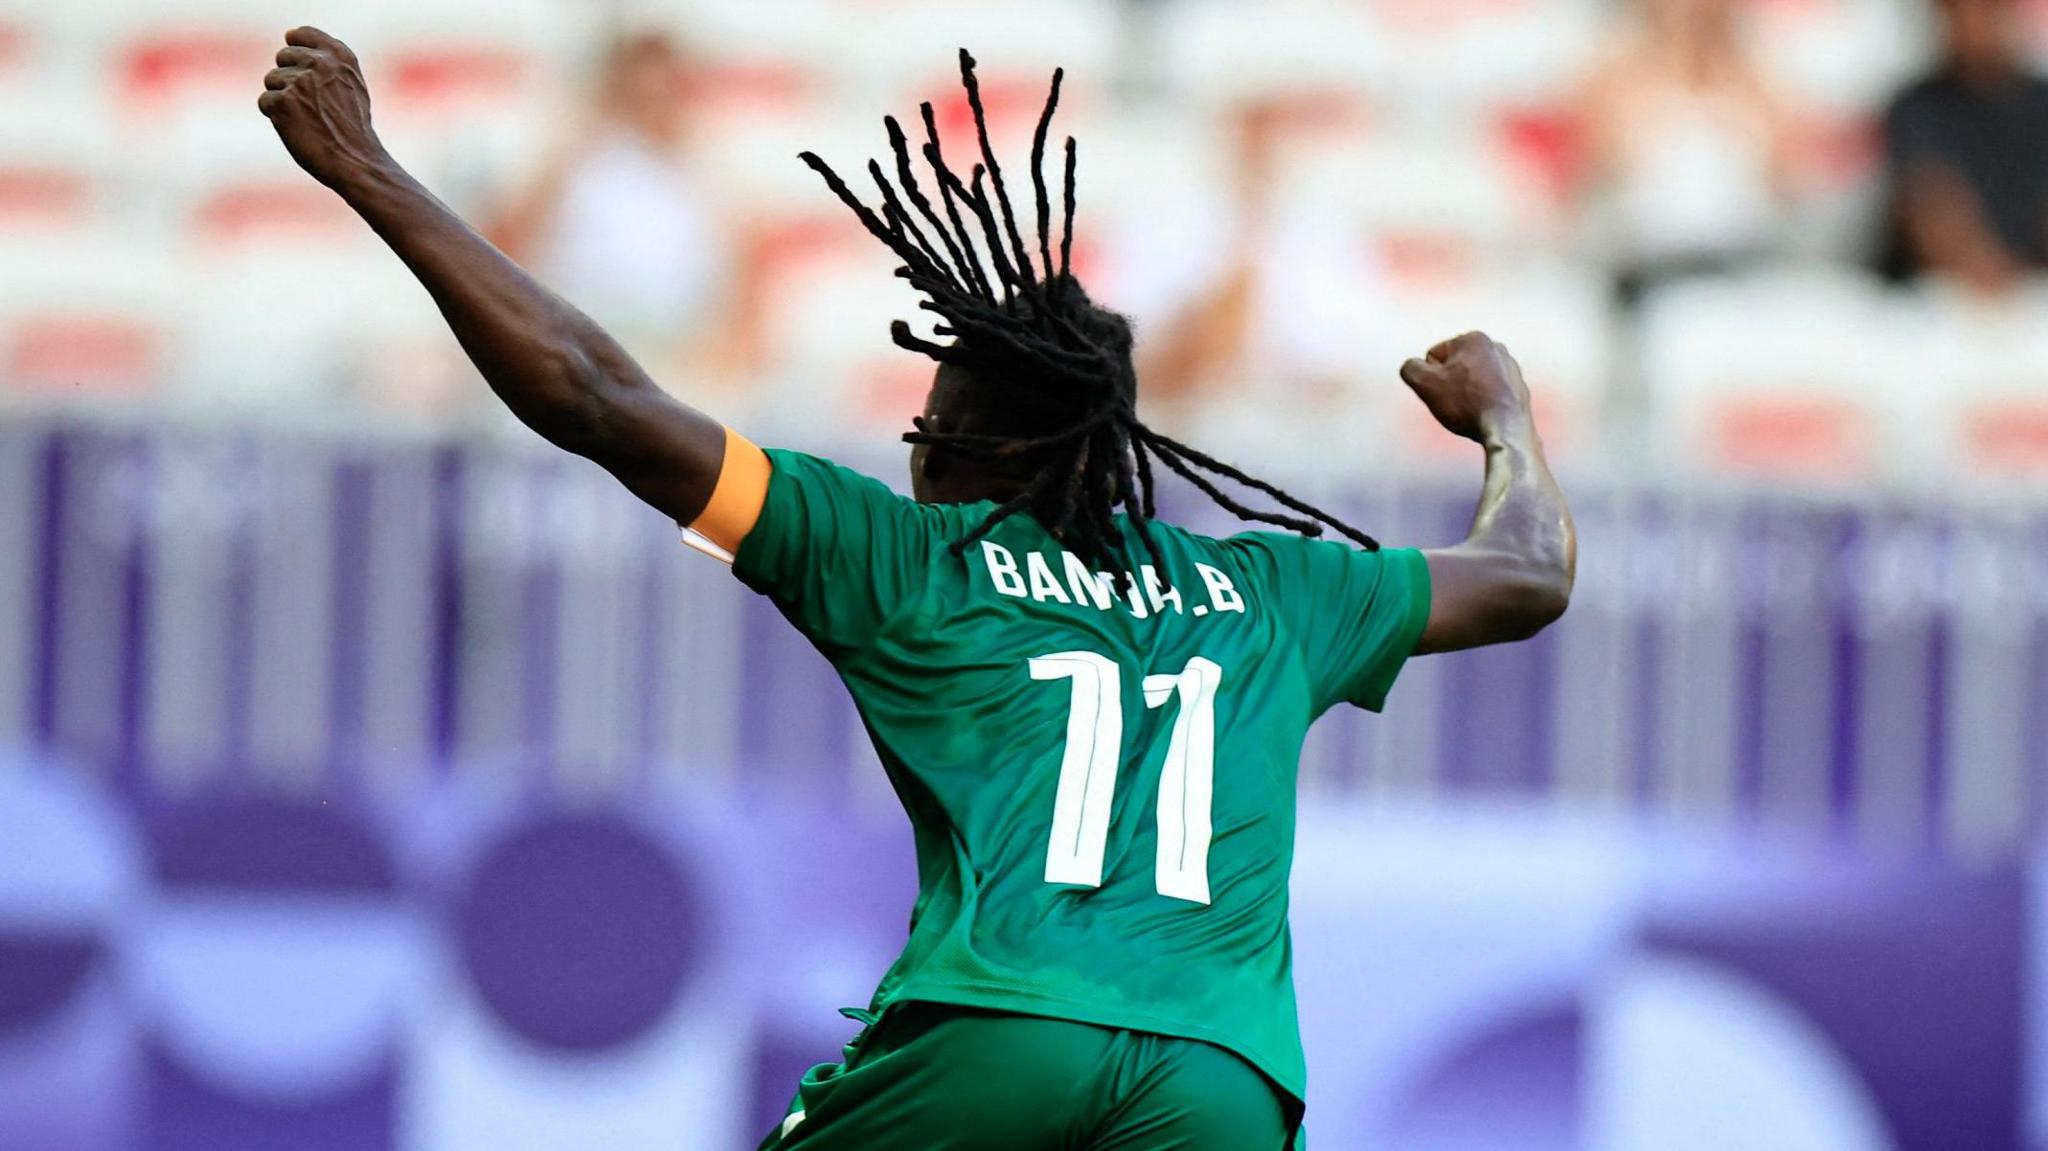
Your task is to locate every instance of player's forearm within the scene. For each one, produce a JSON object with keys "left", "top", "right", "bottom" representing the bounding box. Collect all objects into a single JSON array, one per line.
[
  {"left": 332, "top": 157, "right": 718, "bottom": 476},
  {"left": 1455, "top": 417, "right": 1576, "bottom": 634}
]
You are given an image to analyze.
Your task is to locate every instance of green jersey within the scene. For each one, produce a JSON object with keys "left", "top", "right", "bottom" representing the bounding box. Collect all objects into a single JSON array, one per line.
[{"left": 732, "top": 449, "right": 1431, "bottom": 1104}]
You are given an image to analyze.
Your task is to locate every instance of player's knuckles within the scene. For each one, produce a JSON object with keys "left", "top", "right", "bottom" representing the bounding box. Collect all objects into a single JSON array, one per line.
[{"left": 1401, "top": 361, "right": 1445, "bottom": 392}]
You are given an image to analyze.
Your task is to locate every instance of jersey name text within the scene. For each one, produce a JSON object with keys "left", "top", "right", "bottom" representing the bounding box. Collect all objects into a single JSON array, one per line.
[{"left": 979, "top": 541, "right": 1247, "bottom": 620}]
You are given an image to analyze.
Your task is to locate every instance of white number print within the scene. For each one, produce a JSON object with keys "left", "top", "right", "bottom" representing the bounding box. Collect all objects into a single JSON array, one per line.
[
  {"left": 1032, "top": 653, "right": 1223, "bottom": 905},
  {"left": 1144, "top": 658, "right": 1221, "bottom": 904},
  {"left": 1030, "top": 652, "right": 1124, "bottom": 889}
]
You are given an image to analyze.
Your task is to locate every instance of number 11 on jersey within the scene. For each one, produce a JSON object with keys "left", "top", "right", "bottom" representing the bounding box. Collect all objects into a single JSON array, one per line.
[{"left": 1029, "top": 652, "right": 1223, "bottom": 905}]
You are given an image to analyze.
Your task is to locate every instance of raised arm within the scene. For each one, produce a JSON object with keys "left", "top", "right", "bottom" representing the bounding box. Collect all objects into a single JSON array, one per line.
[
  {"left": 1400, "top": 333, "right": 1576, "bottom": 654},
  {"left": 258, "top": 27, "right": 756, "bottom": 540}
]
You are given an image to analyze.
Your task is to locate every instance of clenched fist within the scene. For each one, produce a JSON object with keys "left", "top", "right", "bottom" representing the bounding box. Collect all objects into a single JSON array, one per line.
[
  {"left": 1399, "top": 332, "right": 1533, "bottom": 444},
  {"left": 258, "top": 27, "right": 386, "bottom": 190}
]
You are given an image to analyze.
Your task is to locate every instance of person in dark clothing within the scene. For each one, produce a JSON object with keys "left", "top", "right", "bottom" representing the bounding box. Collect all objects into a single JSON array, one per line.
[{"left": 1879, "top": 0, "right": 2048, "bottom": 293}]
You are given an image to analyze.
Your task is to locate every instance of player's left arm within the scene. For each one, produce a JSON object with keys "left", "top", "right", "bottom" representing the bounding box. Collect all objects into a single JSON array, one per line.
[{"left": 1400, "top": 333, "right": 1577, "bottom": 654}]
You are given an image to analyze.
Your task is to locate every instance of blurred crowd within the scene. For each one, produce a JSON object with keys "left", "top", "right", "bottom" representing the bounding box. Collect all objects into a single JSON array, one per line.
[{"left": 2, "top": 0, "right": 2047, "bottom": 484}]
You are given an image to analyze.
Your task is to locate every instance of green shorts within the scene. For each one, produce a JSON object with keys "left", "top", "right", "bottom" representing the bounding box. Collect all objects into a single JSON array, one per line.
[{"left": 757, "top": 1003, "right": 1296, "bottom": 1151}]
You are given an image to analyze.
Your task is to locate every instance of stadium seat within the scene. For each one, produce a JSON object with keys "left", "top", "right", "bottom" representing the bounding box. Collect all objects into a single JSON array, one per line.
[
  {"left": 849, "top": 0, "right": 1120, "bottom": 97},
  {"left": 339, "top": 0, "right": 569, "bottom": 131},
  {"left": 1285, "top": 129, "right": 1535, "bottom": 289},
  {"left": 753, "top": 234, "right": 928, "bottom": 437},
  {"left": 1494, "top": 103, "right": 1582, "bottom": 222},
  {"left": 1878, "top": 285, "right": 2048, "bottom": 485},
  {"left": 692, "top": 107, "right": 879, "bottom": 219},
  {"left": 1156, "top": 0, "right": 1388, "bottom": 104},
  {"left": 0, "top": 1, "right": 59, "bottom": 91},
  {"left": 175, "top": 245, "right": 449, "bottom": 411},
  {"left": 0, "top": 235, "right": 180, "bottom": 397},
  {"left": 1638, "top": 268, "right": 1895, "bottom": 482},
  {"left": 0, "top": 0, "right": 114, "bottom": 93},
  {"left": 131, "top": 114, "right": 363, "bottom": 250},
  {"left": 0, "top": 17, "right": 26, "bottom": 81},
  {"left": 111, "top": 26, "right": 272, "bottom": 122},
  {"left": 1368, "top": 0, "right": 1605, "bottom": 116},
  {"left": 1074, "top": 109, "right": 1229, "bottom": 223},
  {"left": 0, "top": 102, "right": 115, "bottom": 235},
  {"left": 617, "top": 0, "right": 852, "bottom": 82}
]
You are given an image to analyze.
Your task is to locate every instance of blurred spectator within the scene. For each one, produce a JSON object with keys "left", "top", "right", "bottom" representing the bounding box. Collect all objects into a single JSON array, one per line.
[
  {"left": 490, "top": 31, "right": 765, "bottom": 387},
  {"left": 1113, "top": 98, "right": 1381, "bottom": 424},
  {"left": 1575, "top": 0, "right": 1799, "bottom": 305},
  {"left": 1877, "top": 0, "right": 2048, "bottom": 294}
]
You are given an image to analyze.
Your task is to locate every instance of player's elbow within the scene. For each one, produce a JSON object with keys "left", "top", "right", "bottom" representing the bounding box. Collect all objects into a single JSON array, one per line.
[
  {"left": 1518, "top": 575, "right": 1572, "bottom": 636},
  {"left": 1490, "top": 556, "right": 1573, "bottom": 641}
]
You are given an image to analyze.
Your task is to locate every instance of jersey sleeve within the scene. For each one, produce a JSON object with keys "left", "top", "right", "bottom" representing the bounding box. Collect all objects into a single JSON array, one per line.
[
  {"left": 729, "top": 449, "right": 941, "bottom": 657},
  {"left": 1226, "top": 533, "right": 1433, "bottom": 715}
]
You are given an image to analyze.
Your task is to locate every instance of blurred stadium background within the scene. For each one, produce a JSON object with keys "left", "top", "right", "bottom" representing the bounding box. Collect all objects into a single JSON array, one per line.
[{"left": 2, "top": 0, "right": 2046, "bottom": 1148}]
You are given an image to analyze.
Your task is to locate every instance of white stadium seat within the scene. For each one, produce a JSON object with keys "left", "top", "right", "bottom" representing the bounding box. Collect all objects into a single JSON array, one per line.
[
  {"left": 0, "top": 98, "right": 118, "bottom": 236},
  {"left": 1877, "top": 284, "right": 2048, "bottom": 487},
  {"left": 848, "top": 0, "right": 1121, "bottom": 97},
  {"left": 1639, "top": 268, "right": 1896, "bottom": 485},
  {"left": 1369, "top": 0, "right": 1605, "bottom": 116},
  {"left": 174, "top": 245, "right": 446, "bottom": 412},
  {"left": 0, "top": 233, "right": 182, "bottom": 400},
  {"left": 1154, "top": 0, "right": 1388, "bottom": 104}
]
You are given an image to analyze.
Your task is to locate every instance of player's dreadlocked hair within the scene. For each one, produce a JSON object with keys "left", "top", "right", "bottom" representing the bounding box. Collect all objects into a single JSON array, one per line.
[{"left": 799, "top": 50, "right": 1378, "bottom": 570}]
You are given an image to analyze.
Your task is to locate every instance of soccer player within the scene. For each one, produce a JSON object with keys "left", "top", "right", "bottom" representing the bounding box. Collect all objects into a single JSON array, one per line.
[{"left": 262, "top": 29, "right": 1575, "bottom": 1150}]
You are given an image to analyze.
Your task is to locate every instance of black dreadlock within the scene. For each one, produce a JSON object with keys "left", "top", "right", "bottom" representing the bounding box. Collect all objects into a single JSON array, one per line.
[{"left": 799, "top": 49, "right": 1378, "bottom": 570}]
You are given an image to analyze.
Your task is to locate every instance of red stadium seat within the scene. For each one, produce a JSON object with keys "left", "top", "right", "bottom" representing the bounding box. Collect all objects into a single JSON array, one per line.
[
  {"left": 682, "top": 61, "right": 816, "bottom": 121},
  {"left": 1963, "top": 401, "right": 2048, "bottom": 476},
  {"left": 4, "top": 312, "right": 162, "bottom": 394},
  {"left": 190, "top": 180, "right": 358, "bottom": 246},
  {"left": 1495, "top": 105, "right": 1581, "bottom": 218},
  {"left": 0, "top": 166, "right": 92, "bottom": 230},
  {"left": 117, "top": 31, "right": 272, "bottom": 116},
  {"left": 0, "top": 20, "right": 30, "bottom": 79},
  {"left": 1707, "top": 395, "right": 1873, "bottom": 477},
  {"left": 380, "top": 47, "right": 535, "bottom": 117}
]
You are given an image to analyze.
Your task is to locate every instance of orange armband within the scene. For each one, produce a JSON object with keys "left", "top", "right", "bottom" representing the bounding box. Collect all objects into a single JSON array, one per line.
[{"left": 682, "top": 427, "right": 771, "bottom": 563}]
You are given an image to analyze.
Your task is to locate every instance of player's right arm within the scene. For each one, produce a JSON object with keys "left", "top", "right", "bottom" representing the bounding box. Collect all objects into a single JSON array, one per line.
[
  {"left": 1400, "top": 332, "right": 1577, "bottom": 654},
  {"left": 257, "top": 27, "right": 767, "bottom": 550}
]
